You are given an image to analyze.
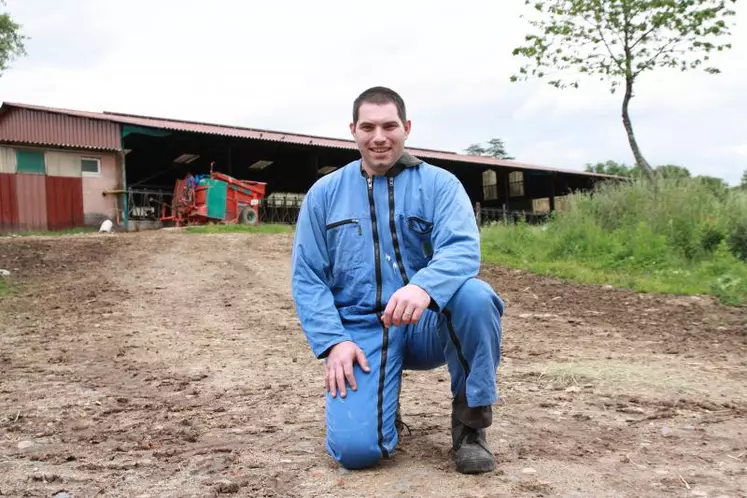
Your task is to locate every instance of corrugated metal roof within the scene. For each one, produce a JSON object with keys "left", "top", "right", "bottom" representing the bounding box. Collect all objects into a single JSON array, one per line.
[
  {"left": 0, "top": 102, "right": 620, "bottom": 179},
  {"left": 0, "top": 106, "right": 121, "bottom": 151}
]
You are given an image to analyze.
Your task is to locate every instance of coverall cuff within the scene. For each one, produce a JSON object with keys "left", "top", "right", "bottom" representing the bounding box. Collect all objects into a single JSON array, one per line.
[
  {"left": 315, "top": 336, "right": 353, "bottom": 360},
  {"left": 408, "top": 280, "right": 443, "bottom": 312}
]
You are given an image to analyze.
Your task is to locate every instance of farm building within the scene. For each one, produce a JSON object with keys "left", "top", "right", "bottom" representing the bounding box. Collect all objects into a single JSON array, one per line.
[{"left": 0, "top": 101, "right": 617, "bottom": 232}]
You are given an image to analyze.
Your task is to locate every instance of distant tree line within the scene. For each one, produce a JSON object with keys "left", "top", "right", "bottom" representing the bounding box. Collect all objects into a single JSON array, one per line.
[
  {"left": 464, "top": 138, "right": 515, "bottom": 160},
  {"left": 586, "top": 160, "right": 746, "bottom": 195},
  {"left": 463, "top": 137, "right": 745, "bottom": 195}
]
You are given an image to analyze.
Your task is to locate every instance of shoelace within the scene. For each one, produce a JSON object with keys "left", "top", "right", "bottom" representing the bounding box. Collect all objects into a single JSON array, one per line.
[
  {"left": 457, "top": 428, "right": 493, "bottom": 455},
  {"left": 396, "top": 417, "right": 412, "bottom": 436}
]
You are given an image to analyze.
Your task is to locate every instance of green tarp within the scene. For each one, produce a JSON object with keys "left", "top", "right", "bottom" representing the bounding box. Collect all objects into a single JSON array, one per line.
[{"left": 206, "top": 179, "right": 227, "bottom": 219}]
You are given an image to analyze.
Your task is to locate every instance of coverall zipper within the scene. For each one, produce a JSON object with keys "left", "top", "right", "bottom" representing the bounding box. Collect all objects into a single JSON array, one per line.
[
  {"left": 367, "top": 175, "right": 389, "bottom": 458},
  {"left": 388, "top": 176, "right": 409, "bottom": 285},
  {"left": 325, "top": 218, "right": 360, "bottom": 231}
]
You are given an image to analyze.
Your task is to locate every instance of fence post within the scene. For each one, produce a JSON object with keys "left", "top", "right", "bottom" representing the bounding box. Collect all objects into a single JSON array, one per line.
[{"left": 475, "top": 202, "right": 481, "bottom": 229}]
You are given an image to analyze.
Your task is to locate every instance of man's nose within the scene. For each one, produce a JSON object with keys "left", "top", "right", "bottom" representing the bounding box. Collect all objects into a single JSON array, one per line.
[{"left": 373, "top": 128, "right": 386, "bottom": 143}]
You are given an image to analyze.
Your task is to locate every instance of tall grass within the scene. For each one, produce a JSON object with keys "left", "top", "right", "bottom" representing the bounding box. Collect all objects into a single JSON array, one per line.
[{"left": 481, "top": 177, "right": 747, "bottom": 306}]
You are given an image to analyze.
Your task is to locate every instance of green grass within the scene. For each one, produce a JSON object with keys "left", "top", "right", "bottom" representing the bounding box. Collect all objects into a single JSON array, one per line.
[
  {"left": 481, "top": 178, "right": 747, "bottom": 307},
  {"left": 0, "top": 227, "right": 97, "bottom": 237},
  {"left": 0, "top": 278, "right": 14, "bottom": 297},
  {"left": 184, "top": 223, "right": 295, "bottom": 234}
]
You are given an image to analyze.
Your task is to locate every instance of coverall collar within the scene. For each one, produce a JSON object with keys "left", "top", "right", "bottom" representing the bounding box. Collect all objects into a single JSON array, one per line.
[{"left": 360, "top": 152, "right": 423, "bottom": 178}]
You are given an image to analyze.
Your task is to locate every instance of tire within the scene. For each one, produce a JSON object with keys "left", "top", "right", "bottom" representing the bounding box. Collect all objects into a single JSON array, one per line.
[{"left": 238, "top": 206, "right": 259, "bottom": 225}]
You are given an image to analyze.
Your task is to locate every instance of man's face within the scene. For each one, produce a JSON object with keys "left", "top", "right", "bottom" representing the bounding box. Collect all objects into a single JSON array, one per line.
[{"left": 350, "top": 102, "right": 411, "bottom": 175}]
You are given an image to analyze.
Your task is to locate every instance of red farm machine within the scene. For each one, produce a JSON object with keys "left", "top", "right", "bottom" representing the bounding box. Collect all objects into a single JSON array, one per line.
[{"left": 160, "top": 166, "right": 267, "bottom": 227}]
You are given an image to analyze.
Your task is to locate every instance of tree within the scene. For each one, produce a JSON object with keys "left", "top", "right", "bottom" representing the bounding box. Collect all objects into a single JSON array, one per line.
[
  {"left": 584, "top": 160, "right": 634, "bottom": 176},
  {"left": 0, "top": 1, "right": 27, "bottom": 77},
  {"left": 740, "top": 170, "right": 747, "bottom": 190},
  {"left": 510, "top": 0, "right": 737, "bottom": 184},
  {"left": 485, "top": 138, "right": 515, "bottom": 160},
  {"left": 585, "top": 160, "right": 695, "bottom": 180},
  {"left": 464, "top": 137, "right": 515, "bottom": 160},
  {"left": 655, "top": 164, "right": 691, "bottom": 179},
  {"left": 465, "top": 143, "right": 487, "bottom": 156}
]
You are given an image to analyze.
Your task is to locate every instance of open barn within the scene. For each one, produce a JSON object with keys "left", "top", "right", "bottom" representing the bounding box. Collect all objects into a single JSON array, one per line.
[{"left": 0, "top": 102, "right": 618, "bottom": 232}]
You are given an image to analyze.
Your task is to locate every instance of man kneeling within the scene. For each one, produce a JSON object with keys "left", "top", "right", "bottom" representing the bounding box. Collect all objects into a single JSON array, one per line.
[{"left": 291, "top": 86, "right": 504, "bottom": 474}]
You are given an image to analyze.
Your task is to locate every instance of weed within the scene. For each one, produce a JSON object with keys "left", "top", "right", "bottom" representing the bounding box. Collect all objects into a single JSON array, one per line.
[{"left": 481, "top": 178, "right": 747, "bottom": 306}]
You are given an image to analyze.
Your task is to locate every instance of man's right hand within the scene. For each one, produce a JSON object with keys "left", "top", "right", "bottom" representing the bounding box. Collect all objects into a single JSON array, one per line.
[{"left": 325, "top": 341, "right": 370, "bottom": 398}]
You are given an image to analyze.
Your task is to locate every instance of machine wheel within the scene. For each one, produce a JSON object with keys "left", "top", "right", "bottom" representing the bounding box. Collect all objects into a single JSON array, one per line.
[{"left": 238, "top": 206, "right": 259, "bottom": 225}]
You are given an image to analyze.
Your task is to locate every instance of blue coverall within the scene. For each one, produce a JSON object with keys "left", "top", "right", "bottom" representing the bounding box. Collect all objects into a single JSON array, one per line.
[{"left": 291, "top": 154, "right": 504, "bottom": 469}]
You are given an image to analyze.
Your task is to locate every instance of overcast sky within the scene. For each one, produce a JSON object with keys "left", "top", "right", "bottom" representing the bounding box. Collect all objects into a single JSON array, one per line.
[{"left": 1, "top": 0, "right": 745, "bottom": 185}]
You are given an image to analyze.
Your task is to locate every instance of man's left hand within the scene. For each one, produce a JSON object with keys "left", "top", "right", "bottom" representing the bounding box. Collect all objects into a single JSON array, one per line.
[{"left": 382, "top": 284, "right": 431, "bottom": 328}]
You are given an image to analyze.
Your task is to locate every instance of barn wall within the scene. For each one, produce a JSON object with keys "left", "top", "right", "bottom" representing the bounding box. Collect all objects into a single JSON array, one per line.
[
  {"left": 0, "top": 145, "right": 121, "bottom": 231},
  {"left": 0, "top": 173, "right": 19, "bottom": 232},
  {"left": 81, "top": 153, "right": 121, "bottom": 226},
  {"left": 16, "top": 173, "right": 48, "bottom": 231},
  {"left": 46, "top": 176, "right": 84, "bottom": 230},
  {"left": 0, "top": 146, "right": 16, "bottom": 173},
  {"left": 46, "top": 150, "right": 83, "bottom": 177}
]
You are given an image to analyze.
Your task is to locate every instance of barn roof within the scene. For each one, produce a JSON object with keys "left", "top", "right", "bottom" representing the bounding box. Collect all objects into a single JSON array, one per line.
[{"left": 0, "top": 101, "right": 620, "bottom": 179}]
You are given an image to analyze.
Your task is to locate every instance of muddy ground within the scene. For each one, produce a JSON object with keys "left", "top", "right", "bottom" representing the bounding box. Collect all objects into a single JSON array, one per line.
[{"left": 0, "top": 230, "right": 745, "bottom": 498}]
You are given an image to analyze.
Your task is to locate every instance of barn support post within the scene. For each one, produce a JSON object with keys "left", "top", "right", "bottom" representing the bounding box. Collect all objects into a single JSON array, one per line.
[
  {"left": 310, "top": 154, "right": 320, "bottom": 186},
  {"left": 120, "top": 133, "right": 128, "bottom": 231},
  {"left": 499, "top": 169, "right": 510, "bottom": 221},
  {"left": 549, "top": 172, "right": 557, "bottom": 212}
]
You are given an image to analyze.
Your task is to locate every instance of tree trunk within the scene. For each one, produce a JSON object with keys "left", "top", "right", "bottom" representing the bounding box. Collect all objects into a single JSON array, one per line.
[{"left": 622, "top": 77, "right": 656, "bottom": 184}]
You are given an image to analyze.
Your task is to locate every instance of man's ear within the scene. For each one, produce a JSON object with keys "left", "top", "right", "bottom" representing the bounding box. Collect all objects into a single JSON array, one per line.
[
  {"left": 404, "top": 120, "right": 411, "bottom": 139},
  {"left": 349, "top": 122, "right": 356, "bottom": 136}
]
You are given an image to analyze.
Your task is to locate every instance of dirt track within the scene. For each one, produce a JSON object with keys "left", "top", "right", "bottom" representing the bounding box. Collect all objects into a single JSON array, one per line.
[{"left": 1, "top": 231, "right": 746, "bottom": 498}]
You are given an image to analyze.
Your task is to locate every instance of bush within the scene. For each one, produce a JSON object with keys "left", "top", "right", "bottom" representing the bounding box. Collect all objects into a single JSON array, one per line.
[
  {"left": 480, "top": 177, "right": 747, "bottom": 306},
  {"left": 724, "top": 191, "right": 747, "bottom": 262}
]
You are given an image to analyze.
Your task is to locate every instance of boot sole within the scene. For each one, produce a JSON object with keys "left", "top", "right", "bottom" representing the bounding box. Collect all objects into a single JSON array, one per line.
[{"left": 455, "top": 457, "right": 495, "bottom": 474}]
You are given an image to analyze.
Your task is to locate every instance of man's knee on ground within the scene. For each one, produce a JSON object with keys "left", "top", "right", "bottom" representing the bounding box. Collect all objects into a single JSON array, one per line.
[
  {"left": 450, "top": 278, "right": 504, "bottom": 317},
  {"left": 327, "top": 431, "right": 383, "bottom": 470}
]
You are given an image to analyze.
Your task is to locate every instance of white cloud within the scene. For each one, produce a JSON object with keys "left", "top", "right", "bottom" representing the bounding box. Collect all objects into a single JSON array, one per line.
[
  {"left": 1, "top": 0, "right": 745, "bottom": 184},
  {"left": 730, "top": 144, "right": 747, "bottom": 158}
]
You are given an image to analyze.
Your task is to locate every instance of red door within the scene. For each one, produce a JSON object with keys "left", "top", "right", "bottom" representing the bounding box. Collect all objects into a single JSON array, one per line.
[{"left": 46, "top": 176, "right": 84, "bottom": 230}]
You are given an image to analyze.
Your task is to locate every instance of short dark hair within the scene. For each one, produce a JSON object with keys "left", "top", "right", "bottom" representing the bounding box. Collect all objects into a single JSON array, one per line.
[{"left": 352, "top": 86, "right": 407, "bottom": 124}]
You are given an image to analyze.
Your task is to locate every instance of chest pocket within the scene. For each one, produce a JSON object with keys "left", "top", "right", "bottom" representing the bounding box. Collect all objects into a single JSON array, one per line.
[
  {"left": 326, "top": 218, "right": 366, "bottom": 276},
  {"left": 399, "top": 215, "right": 434, "bottom": 271}
]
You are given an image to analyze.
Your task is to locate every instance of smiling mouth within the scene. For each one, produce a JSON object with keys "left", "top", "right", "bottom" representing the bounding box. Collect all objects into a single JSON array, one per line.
[{"left": 370, "top": 148, "right": 390, "bottom": 154}]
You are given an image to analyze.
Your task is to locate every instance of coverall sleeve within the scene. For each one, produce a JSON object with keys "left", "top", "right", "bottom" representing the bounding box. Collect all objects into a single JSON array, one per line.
[
  {"left": 408, "top": 175, "right": 481, "bottom": 311},
  {"left": 291, "top": 186, "right": 352, "bottom": 359}
]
